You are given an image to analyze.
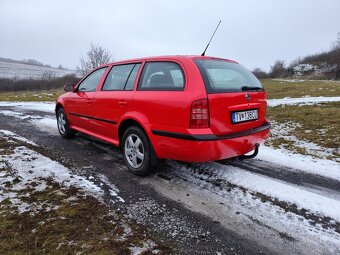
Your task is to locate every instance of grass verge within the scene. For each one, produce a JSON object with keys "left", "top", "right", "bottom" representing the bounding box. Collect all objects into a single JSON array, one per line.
[
  {"left": 261, "top": 79, "right": 340, "bottom": 99},
  {"left": 0, "top": 89, "right": 63, "bottom": 102},
  {"left": 266, "top": 102, "right": 340, "bottom": 161}
]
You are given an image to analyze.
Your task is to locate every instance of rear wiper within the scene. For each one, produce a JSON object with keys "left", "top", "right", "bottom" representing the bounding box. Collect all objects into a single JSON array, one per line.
[{"left": 241, "top": 86, "right": 263, "bottom": 91}]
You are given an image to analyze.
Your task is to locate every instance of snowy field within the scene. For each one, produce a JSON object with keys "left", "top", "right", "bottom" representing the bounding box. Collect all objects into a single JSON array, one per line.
[{"left": 0, "top": 61, "right": 78, "bottom": 80}]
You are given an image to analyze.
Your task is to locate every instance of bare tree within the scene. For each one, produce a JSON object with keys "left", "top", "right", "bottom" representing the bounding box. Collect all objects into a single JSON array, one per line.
[
  {"left": 252, "top": 68, "right": 267, "bottom": 79},
  {"left": 79, "top": 43, "right": 112, "bottom": 75},
  {"left": 331, "top": 32, "right": 340, "bottom": 50},
  {"left": 269, "top": 60, "right": 286, "bottom": 78}
]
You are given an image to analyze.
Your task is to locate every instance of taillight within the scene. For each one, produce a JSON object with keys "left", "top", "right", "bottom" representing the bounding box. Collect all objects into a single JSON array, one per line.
[{"left": 190, "top": 99, "right": 209, "bottom": 128}]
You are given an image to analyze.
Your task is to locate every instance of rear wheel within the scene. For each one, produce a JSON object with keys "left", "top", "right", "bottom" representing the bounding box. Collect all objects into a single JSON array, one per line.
[
  {"left": 122, "top": 126, "right": 158, "bottom": 176},
  {"left": 57, "top": 108, "right": 76, "bottom": 138}
]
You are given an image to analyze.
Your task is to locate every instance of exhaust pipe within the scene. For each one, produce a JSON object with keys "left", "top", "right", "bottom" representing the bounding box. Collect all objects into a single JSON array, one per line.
[{"left": 238, "top": 143, "right": 259, "bottom": 160}]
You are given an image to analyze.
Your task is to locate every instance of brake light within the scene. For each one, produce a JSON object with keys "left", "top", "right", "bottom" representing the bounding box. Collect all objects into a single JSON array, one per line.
[{"left": 190, "top": 99, "right": 209, "bottom": 128}]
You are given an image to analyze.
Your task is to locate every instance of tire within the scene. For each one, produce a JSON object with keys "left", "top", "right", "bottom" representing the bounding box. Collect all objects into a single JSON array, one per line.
[
  {"left": 122, "top": 126, "right": 158, "bottom": 176},
  {"left": 57, "top": 108, "right": 76, "bottom": 139}
]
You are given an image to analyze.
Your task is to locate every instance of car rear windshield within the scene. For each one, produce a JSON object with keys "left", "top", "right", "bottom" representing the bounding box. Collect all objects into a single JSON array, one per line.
[{"left": 195, "top": 60, "right": 263, "bottom": 93}]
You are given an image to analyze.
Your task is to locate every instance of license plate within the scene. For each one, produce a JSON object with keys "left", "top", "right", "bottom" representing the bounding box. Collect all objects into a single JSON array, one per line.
[{"left": 232, "top": 109, "right": 258, "bottom": 123}]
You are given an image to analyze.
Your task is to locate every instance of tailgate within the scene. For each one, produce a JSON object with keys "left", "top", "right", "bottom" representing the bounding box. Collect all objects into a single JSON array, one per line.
[
  {"left": 194, "top": 58, "right": 268, "bottom": 135},
  {"left": 208, "top": 91, "right": 267, "bottom": 135}
]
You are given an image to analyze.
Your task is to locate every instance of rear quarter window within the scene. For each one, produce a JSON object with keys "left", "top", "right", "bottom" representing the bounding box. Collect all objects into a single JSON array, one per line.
[{"left": 138, "top": 62, "right": 185, "bottom": 91}]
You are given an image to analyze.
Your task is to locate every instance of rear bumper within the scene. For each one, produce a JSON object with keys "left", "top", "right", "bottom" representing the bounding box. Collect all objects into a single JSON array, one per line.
[{"left": 150, "top": 122, "right": 270, "bottom": 162}]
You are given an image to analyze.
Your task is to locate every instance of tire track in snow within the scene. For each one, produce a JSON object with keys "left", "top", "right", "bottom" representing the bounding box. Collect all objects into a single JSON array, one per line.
[
  {"left": 228, "top": 159, "right": 340, "bottom": 195},
  {"left": 157, "top": 161, "right": 340, "bottom": 232}
]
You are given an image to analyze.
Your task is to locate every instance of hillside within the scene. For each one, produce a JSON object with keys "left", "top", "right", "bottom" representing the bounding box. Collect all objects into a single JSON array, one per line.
[
  {"left": 0, "top": 57, "right": 79, "bottom": 80},
  {"left": 253, "top": 34, "right": 340, "bottom": 79}
]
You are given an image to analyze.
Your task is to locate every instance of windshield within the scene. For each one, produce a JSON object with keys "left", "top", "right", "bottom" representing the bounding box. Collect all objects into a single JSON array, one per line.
[{"left": 195, "top": 60, "right": 263, "bottom": 93}]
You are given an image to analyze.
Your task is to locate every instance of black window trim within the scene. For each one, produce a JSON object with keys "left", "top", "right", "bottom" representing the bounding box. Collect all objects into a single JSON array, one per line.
[
  {"left": 100, "top": 62, "right": 142, "bottom": 92},
  {"left": 137, "top": 61, "right": 186, "bottom": 91},
  {"left": 76, "top": 66, "right": 108, "bottom": 92}
]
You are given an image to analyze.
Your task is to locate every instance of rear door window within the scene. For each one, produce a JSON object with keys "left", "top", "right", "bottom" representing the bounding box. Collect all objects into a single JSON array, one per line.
[
  {"left": 102, "top": 63, "right": 141, "bottom": 91},
  {"left": 138, "top": 62, "right": 185, "bottom": 90}
]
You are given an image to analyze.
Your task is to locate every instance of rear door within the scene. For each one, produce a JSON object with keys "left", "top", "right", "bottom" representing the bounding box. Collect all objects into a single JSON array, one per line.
[
  {"left": 91, "top": 63, "right": 142, "bottom": 144},
  {"left": 66, "top": 67, "right": 108, "bottom": 132},
  {"left": 195, "top": 59, "right": 267, "bottom": 135},
  {"left": 133, "top": 61, "right": 189, "bottom": 133}
]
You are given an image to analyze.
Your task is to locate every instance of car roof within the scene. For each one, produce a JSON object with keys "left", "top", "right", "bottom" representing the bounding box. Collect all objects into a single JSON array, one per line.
[{"left": 100, "top": 55, "right": 238, "bottom": 67}]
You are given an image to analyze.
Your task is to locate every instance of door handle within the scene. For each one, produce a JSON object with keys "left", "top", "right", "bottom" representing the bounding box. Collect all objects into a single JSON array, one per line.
[
  {"left": 118, "top": 100, "right": 128, "bottom": 107},
  {"left": 86, "top": 98, "right": 92, "bottom": 104}
]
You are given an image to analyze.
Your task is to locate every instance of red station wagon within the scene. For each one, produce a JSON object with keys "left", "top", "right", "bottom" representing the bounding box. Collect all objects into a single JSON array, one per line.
[{"left": 56, "top": 56, "right": 270, "bottom": 175}]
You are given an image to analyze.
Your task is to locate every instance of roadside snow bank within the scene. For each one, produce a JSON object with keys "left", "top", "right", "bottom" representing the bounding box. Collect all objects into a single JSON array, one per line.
[
  {"left": 0, "top": 131, "right": 124, "bottom": 212},
  {"left": 0, "top": 103, "right": 57, "bottom": 132},
  {"left": 206, "top": 162, "right": 340, "bottom": 222},
  {"left": 0, "top": 101, "right": 55, "bottom": 113},
  {"left": 32, "top": 117, "right": 57, "bottom": 132},
  {"left": 258, "top": 145, "right": 340, "bottom": 181},
  {"left": 267, "top": 96, "right": 340, "bottom": 107},
  {"left": 0, "top": 129, "right": 38, "bottom": 146}
]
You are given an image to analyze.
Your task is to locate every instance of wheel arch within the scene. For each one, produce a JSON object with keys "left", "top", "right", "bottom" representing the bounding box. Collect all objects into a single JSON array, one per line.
[
  {"left": 55, "top": 103, "right": 64, "bottom": 117},
  {"left": 119, "top": 117, "right": 159, "bottom": 170},
  {"left": 118, "top": 118, "right": 147, "bottom": 149}
]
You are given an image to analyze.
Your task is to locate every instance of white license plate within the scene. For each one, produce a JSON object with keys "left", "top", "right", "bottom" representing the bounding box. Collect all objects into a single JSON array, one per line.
[{"left": 232, "top": 109, "right": 258, "bottom": 123}]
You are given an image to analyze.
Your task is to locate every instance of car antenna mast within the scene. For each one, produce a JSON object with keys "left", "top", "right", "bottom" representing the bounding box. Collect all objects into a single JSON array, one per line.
[{"left": 201, "top": 20, "right": 222, "bottom": 56}]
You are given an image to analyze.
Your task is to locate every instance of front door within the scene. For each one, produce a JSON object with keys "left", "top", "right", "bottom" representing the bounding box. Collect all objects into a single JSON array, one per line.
[{"left": 66, "top": 67, "right": 108, "bottom": 132}]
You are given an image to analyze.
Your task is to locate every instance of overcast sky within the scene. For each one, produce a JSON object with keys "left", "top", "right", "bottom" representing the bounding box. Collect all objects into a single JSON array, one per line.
[{"left": 0, "top": 0, "right": 339, "bottom": 71}]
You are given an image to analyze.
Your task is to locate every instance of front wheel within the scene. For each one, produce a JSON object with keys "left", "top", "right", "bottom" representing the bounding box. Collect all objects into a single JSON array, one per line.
[
  {"left": 122, "top": 126, "right": 158, "bottom": 176},
  {"left": 57, "top": 108, "right": 76, "bottom": 138}
]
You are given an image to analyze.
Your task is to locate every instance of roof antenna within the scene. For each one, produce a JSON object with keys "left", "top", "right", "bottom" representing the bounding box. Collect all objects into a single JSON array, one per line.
[{"left": 201, "top": 20, "right": 222, "bottom": 56}]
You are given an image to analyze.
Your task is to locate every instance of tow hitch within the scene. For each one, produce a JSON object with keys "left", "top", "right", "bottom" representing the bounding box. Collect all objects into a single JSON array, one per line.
[{"left": 238, "top": 143, "right": 260, "bottom": 160}]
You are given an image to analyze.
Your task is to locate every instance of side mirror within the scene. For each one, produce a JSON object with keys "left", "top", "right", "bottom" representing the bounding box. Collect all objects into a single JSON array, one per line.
[{"left": 64, "top": 84, "right": 75, "bottom": 92}]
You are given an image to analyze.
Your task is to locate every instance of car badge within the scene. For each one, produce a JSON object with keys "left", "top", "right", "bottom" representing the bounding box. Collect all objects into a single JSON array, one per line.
[{"left": 245, "top": 93, "right": 250, "bottom": 101}]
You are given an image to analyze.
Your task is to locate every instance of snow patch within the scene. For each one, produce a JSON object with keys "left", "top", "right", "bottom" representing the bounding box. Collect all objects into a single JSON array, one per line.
[
  {"left": 205, "top": 162, "right": 340, "bottom": 222},
  {"left": 258, "top": 145, "right": 340, "bottom": 181},
  {"left": 98, "top": 174, "right": 125, "bottom": 203},
  {"left": 267, "top": 96, "right": 340, "bottom": 107},
  {"left": 0, "top": 131, "right": 124, "bottom": 213},
  {"left": 129, "top": 240, "right": 158, "bottom": 255},
  {"left": 0, "top": 129, "right": 38, "bottom": 146},
  {"left": 0, "top": 101, "right": 55, "bottom": 113},
  {"left": 268, "top": 120, "right": 339, "bottom": 161},
  {"left": 31, "top": 117, "right": 57, "bottom": 132}
]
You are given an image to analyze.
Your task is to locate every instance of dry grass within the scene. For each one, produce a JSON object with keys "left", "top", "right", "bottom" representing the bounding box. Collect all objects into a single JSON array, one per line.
[
  {"left": 261, "top": 79, "right": 340, "bottom": 99},
  {"left": 0, "top": 88, "right": 64, "bottom": 102}
]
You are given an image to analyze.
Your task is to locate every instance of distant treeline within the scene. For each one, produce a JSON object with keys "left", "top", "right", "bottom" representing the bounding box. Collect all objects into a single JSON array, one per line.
[
  {"left": 0, "top": 74, "right": 80, "bottom": 92},
  {"left": 253, "top": 33, "right": 340, "bottom": 79}
]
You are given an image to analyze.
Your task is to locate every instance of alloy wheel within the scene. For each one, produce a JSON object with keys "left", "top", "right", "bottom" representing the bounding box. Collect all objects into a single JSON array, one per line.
[{"left": 124, "top": 134, "right": 145, "bottom": 168}]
